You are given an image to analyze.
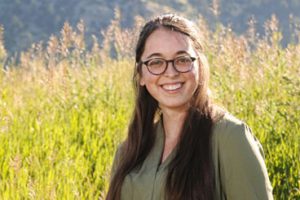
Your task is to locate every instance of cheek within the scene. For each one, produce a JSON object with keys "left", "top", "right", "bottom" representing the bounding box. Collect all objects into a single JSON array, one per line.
[{"left": 139, "top": 69, "right": 155, "bottom": 86}]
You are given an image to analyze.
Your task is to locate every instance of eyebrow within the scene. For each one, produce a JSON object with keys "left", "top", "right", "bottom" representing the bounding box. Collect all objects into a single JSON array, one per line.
[{"left": 145, "top": 50, "right": 190, "bottom": 59}]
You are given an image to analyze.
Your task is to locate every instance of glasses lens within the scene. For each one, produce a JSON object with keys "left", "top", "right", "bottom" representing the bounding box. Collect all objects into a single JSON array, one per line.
[
  {"left": 174, "top": 56, "right": 193, "bottom": 72},
  {"left": 147, "top": 58, "right": 165, "bottom": 74}
]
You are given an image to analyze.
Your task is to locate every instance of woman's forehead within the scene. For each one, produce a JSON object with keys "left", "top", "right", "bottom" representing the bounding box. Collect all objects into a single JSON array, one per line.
[{"left": 142, "top": 28, "right": 195, "bottom": 58}]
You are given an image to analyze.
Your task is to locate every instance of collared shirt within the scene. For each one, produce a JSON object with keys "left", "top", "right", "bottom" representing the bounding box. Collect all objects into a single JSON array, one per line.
[{"left": 111, "top": 113, "right": 274, "bottom": 200}]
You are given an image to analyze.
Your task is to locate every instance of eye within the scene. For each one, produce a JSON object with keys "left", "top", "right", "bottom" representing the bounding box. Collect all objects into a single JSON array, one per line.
[
  {"left": 147, "top": 59, "right": 164, "bottom": 67},
  {"left": 175, "top": 56, "right": 192, "bottom": 65}
]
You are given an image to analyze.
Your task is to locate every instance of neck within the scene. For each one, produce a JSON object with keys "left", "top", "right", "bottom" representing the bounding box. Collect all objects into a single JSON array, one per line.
[{"left": 162, "top": 108, "right": 188, "bottom": 141}]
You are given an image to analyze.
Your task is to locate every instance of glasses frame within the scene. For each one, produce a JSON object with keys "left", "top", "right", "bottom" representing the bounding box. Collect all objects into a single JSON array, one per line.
[{"left": 140, "top": 56, "right": 197, "bottom": 75}]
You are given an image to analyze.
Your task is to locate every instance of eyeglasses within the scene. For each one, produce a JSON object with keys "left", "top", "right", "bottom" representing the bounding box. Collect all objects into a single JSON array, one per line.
[{"left": 140, "top": 56, "right": 196, "bottom": 75}]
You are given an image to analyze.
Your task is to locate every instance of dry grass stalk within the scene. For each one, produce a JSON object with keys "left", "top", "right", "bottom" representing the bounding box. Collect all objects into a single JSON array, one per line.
[{"left": 0, "top": 25, "right": 7, "bottom": 61}]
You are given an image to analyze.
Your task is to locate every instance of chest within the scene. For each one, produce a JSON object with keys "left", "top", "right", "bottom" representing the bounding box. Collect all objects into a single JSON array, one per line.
[{"left": 121, "top": 164, "right": 166, "bottom": 200}]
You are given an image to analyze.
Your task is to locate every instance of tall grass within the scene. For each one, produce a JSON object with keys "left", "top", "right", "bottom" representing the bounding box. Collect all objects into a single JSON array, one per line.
[{"left": 0, "top": 13, "right": 299, "bottom": 199}]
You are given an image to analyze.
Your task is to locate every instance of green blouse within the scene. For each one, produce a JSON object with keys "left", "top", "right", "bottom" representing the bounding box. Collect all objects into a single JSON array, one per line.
[{"left": 111, "top": 113, "right": 273, "bottom": 200}]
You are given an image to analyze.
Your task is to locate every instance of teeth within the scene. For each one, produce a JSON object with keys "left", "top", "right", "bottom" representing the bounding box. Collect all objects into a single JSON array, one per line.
[{"left": 162, "top": 83, "right": 182, "bottom": 91}]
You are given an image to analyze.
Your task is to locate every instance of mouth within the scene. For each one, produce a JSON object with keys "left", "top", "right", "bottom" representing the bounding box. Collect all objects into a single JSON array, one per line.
[{"left": 161, "top": 82, "right": 184, "bottom": 91}]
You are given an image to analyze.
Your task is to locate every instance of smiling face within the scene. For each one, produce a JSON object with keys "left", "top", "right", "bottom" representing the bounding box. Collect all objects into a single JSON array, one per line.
[{"left": 139, "top": 28, "right": 200, "bottom": 112}]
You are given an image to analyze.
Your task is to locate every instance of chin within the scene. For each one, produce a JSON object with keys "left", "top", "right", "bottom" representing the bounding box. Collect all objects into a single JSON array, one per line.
[{"left": 159, "top": 101, "right": 190, "bottom": 110}]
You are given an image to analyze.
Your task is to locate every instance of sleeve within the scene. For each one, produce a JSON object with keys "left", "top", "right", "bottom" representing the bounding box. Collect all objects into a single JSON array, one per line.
[{"left": 218, "top": 122, "right": 274, "bottom": 200}]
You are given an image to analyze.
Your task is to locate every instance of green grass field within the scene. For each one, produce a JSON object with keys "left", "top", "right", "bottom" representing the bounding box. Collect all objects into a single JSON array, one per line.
[{"left": 0, "top": 16, "right": 299, "bottom": 199}]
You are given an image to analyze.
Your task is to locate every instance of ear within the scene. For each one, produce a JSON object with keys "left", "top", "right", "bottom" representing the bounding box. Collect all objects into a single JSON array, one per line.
[{"left": 139, "top": 76, "right": 145, "bottom": 86}]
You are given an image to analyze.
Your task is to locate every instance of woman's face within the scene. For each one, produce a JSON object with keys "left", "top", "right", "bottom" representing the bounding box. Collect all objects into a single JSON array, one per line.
[{"left": 140, "top": 28, "right": 200, "bottom": 112}]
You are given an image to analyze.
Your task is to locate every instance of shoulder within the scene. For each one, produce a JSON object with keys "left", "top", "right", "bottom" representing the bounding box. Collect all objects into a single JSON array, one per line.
[
  {"left": 213, "top": 112, "right": 244, "bottom": 128},
  {"left": 111, "top": 142, "right": 127, "bottom": 174},
  {"left": 211, "top": 112, "right": 262, "bottom": 156},
  {"left": 212, "top": 112, "right": 247, "bottom": 141},
  {"left": 211, "top": 112, "right": 267, "bottom": 168},
  {"left": 211, "top": 113, "right": 274, "bottom": 199}
]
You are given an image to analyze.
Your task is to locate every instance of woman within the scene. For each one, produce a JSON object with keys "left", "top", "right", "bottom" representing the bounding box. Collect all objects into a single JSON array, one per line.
[{"left": 106, "top": 14, "right": 273, "bottom": 200}]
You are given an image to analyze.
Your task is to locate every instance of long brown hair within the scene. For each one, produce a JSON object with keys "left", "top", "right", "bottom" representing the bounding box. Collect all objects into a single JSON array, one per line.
[{"left": 106, "top": 14, "right": 222, "bottom": 200}]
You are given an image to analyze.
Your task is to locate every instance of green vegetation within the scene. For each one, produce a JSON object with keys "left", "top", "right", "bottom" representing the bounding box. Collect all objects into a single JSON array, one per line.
[{"left": 0, "top": 15, "right": 299, "bottom": 199}]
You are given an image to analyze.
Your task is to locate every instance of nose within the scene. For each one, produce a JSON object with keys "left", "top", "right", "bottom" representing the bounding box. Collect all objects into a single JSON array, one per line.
[{"left": 164, "top": 61, "right": 179, "bottom": 76}]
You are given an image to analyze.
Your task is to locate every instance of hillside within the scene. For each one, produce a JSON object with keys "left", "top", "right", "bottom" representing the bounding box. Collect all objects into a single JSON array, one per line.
[{"left": 0, "top": 0, "right": 300, "bottom": 54}]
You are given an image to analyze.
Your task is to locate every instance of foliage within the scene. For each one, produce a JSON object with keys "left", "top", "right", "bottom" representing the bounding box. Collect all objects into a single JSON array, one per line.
[
  {"left": 1, "top": 0, "right": 300, "bottom": 53},
  {"left": 0, "top": 15, "right": 299, "bottom": 199}
]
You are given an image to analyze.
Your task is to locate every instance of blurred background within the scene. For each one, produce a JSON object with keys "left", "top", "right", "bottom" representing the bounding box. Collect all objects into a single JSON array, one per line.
[{"left": 1, "top": 0, "right": 300, "bottom": 54}]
